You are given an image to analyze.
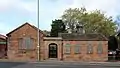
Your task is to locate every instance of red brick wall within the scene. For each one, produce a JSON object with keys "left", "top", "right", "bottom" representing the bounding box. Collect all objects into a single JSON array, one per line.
[
  {"left": 7, "top": 24, "right": 44, "bottom": 61},
  {"left": 6, "top": 23, "right": 108, "bottom": 62},
  {"left": 63, "top": 41, "right": 108, "bottom": 61},
  {"left": 0, "top": 38, "right": 7, "bottom": 58},
  {"left": 43, "top": 39, "right": 62, "bottom": 60}
]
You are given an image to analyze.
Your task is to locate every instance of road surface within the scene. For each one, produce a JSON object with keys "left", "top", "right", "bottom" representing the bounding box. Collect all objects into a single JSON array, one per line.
[{"left": 0, "top": 61, "right": 120, "bottom": 68}]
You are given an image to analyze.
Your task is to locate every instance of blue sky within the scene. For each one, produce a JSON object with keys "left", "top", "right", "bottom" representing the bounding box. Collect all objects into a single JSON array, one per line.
[{"left": 0, "top": 0, "right": 120, "bottom": 35}]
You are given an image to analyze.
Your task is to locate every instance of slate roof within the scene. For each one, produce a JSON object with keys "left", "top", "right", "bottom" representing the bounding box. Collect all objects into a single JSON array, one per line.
[
  {"left": 59, "top": 33, "right": 108, "bottom": 41},
  {"left": 0, "top": 34, "right": 6, "bottom": 44},
  {"left": 0, "top": 34, "right": 6, "bottom": 40}
]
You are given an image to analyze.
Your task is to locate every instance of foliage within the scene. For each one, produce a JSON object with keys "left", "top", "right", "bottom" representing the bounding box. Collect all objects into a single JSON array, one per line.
[
  {"left": 43, "top": 30, "right": 50, "bottom": 37},
  {"left": 61, "top": 7, "right": 117, "bottom": 37},
  {"left": 50, "top": 19, "right": 66, "bottom": 37}
]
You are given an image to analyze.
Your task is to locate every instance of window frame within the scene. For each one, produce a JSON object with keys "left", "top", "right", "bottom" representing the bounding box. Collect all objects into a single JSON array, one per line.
[
  {"left": 87, "top": 42, "right": 93, "bottom": 54},
  {"left": 18, "top": 38, "right": 24, "bottom": 49},
  {"left": 64, "top": 43, "right": 71, "bottom": 54},
  {"left": 74, "top": 44, "right": 81, "bottom": 54},
  {"left": 18, "top": 37, "right": 34, "bottom": 50},
  {"left": 97, "top": 41, "right": 103, "bottom": 54}
]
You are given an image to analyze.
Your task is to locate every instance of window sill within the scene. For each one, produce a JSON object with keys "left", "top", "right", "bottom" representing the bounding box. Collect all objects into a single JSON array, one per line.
[
  {"left": 87, "top": 53, "right": 93, "bottom": 54},
  {"left": 64, "top": 53, "right": 71, "bottom": 55},
  {"left": 74, "top": 53, "right": 81, "bottom": 54}
]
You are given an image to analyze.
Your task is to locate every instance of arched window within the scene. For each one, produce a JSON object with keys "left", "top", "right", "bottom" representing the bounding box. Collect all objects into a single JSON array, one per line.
[
  {"left": 97, "top": 41, "right": 103, "bottom": 54},
  {"left": 64, "top": 44, "right": 71, "bottom": 54},
  {"left": 87, "top": 42, "right": 93, "bottom": 54},
  {"left": 74, "top": 45, "right": 81, "bottom": 54}
]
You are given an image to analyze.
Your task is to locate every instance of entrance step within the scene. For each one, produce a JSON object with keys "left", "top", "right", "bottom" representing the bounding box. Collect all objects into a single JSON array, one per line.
[
  {"left": 44, "top": 58, "right": 60, "bottom": 62},
  {"left": 47, "top": 58, "right": 57, "bottom": 61}
]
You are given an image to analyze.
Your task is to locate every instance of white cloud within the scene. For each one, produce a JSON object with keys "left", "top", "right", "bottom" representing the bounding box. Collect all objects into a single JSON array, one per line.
[
  {"left": 41, "top": 0, "right": 120, "bottom": 21},
  {"left": 0, "top": 0, "right": 37, "bottom": 13},
  {"left": 0, "top": 0, "right": 13, "bottom": 11},
  {"left": 0, "top": 22, "right": 11, "bottom": 35},
  {"left": 16, "top": 0, "right": 37, "bottom": 13},
  {"left": 42, "top": 0, "right": 120, "bottom": 20},
  {"left": 66, "top": 0, "right": 120, "bottom": 18},
  {"left": 39, "top": 0, "right": 120, "bottom": 31},
  {"left": 0, "top": 0, "right": 37, "bottom": 35}
]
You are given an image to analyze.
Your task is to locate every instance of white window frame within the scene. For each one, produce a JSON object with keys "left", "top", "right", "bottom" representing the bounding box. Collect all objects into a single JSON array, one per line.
[
  {"left": 97, "top": 41, "right": 103, "bottom": 54},
  {"left": 64, "top": 44, "right": 71, "bottom": 54},
  {"left": 87, "top": 42, "right": 93, "bottom": 54},
  {"left": 74, "top": 45, "right": 81, "bottom": 54},
  {"left": 18, "top": 37, "right": 34, "bottom": 50}
]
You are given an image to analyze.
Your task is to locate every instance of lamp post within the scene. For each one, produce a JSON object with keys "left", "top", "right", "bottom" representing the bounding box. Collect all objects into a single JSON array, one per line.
[{"left": 37, "top": 0, "right": 40, "bottom": 61}]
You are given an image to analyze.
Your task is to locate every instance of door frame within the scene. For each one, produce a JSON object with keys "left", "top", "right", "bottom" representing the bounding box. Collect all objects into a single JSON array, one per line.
[{"left": 48, "top": 43, "right": 58, "bottom": 58}]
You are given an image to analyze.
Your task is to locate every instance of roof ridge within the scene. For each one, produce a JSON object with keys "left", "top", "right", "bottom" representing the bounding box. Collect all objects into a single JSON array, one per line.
[
  {"left": 6, "top": 22, "right": 44, "bottom": 36},
  {"left": 60, "top": 33, "right": 108, "bottom": 41}
]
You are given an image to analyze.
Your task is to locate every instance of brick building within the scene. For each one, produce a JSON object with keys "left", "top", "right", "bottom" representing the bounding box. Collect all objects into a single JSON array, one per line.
[
  {"left": 7, "top": 23, "right": 45, "bottom": 61},
  {"left": 0, "top": 34, "right": 7, "bottom": 58},
  {"left": 7, "top": 23, "right": 108, "bottom": 61}
]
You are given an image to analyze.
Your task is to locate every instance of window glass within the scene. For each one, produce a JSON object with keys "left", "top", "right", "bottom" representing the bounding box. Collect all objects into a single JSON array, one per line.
[
  {"left": 97, "top": 41, "right": 103, "bottom": 54},
  {"left": 87, "top": 42, "right": 93, "bottom": 54},
  {"left": 18, "top": 37, "right": 33, "bottom": 50},
  {"left": 18, "top": 38, "right": 23, "bottom": 49},
  {"left": 65, "top": 44, "right": 70, "bottom": 54},
  {"left": 74, "top": 45, "right": 80, "bottom": 54}
]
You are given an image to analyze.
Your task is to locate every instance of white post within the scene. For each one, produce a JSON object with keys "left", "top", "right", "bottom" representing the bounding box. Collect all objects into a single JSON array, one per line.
[{"left": 37, "top": 0, "right": 40, "bottom": 61}]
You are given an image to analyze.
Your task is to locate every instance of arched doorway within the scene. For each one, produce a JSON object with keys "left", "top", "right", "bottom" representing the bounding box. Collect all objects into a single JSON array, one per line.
[{"left": 49, "top": 43, "right": 57, "bottom": 58}]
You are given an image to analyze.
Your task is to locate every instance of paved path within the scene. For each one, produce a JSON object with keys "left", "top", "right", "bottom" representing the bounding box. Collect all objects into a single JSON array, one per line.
[{"left": 0, "top": 61, "right": 119, "bottom": 68}]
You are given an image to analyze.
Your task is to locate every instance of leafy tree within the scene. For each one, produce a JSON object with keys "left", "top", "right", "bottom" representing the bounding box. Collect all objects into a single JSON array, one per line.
[
  {"left": 43, "top": 30, "right": 50, "bottom": 37},
  {"left": 50, "top": 19, "right": 66, "bottom": 37},
  {"left": 61, "top": 7, "right": 117, "bottom": 37},
  {"left": 114, "top": 15, "right": 120, "bottom": 50}
]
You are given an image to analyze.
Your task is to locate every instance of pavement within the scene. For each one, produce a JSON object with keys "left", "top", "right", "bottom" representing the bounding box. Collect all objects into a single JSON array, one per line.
[
  {"left": 0, "top": 60, "right": 120, "bottom": 68},
  {"left": 32, "top": 60, "right": 120, "bottom": 66}
]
